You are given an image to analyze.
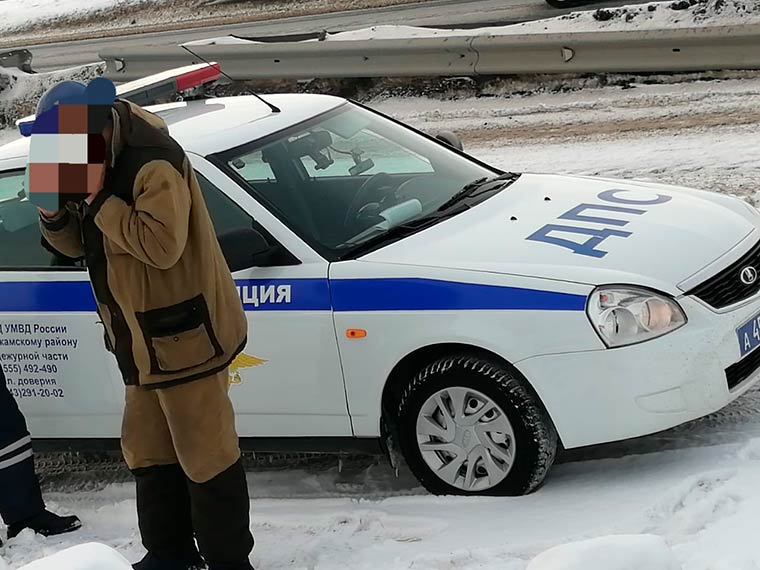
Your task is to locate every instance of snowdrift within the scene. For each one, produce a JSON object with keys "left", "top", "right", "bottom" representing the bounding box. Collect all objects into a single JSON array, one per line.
[
  {"left": 14, "top": 543, "right": 131, "bottom": 570},
  {"left": 527, "top": 535, "right": 680, "bottom": 570},
  {"left": 0, "top": 63, "right": 103, "bottom": 131}
]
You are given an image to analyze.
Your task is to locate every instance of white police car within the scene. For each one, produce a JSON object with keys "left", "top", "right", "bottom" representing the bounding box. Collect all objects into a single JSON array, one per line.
[{"left": 1, "top": 65, "right": 759, "bottom": 496}]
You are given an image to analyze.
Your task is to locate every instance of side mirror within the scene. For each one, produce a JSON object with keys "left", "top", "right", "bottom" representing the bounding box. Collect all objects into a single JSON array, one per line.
[
  {"left": 436, "top": 130, "right": 464, "bottom": 152},
  {"left": 217, "top": 227, "right": 272, "bottom": 272}
]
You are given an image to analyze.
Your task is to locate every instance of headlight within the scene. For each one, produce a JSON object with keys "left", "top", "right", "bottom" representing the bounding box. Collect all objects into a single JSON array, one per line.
[{"left": 587, "top": 286, "right": 687, "bottom": 348}]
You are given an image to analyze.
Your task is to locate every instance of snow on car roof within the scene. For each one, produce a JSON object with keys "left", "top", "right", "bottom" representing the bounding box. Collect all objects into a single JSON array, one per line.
[{"left": 0, "top": 93, "right": 346, "bottom": 163}]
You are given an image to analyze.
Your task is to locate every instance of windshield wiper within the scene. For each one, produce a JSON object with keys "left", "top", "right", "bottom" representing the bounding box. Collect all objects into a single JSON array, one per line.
[
  {"left": 436, "top": 172, "right": 519, "bottom": 213},
  {"left": 338, "top": 172, "right": 520, "bottom": 260},
  {"left": 338, "top": 213, "right": 447, "bottom": 260}
]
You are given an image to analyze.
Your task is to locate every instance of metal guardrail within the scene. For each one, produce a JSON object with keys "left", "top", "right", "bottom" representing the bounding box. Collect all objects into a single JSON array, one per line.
[{"left": 100, "top": 24, "right": 760, "bottom": 81}]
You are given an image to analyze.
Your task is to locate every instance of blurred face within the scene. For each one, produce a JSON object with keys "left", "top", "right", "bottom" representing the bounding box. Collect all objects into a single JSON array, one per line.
[
  {"left": 25, "top": 103, "right": 112, "bottom": 212},
  {"left": 25, "top": 78, "right": 116, "bottom": 213}
]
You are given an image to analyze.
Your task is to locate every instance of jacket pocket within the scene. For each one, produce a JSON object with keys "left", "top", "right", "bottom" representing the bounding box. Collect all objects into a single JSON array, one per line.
[
  {"left": 151, "top": 324, "right": 216, "bottom": 372},
  {"left": 136, "top": 294, "right": 223, "bottom": 375}
]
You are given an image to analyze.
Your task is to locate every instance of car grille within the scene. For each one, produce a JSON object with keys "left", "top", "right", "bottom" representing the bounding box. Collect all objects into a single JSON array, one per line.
[
  {"left": 687, "top": 240, "right": 760, "bottom": 309},
  {"left": 726, "top": 347, "right": 760, "bottom": 390}
]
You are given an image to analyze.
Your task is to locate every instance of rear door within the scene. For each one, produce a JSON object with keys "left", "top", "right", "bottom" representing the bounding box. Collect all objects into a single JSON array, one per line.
[
  {"left": 0, "top": 159, "right": 124, "bottom": 439},
  {"left": 0, "top": 152, "right": 354, "bottom": 441}
]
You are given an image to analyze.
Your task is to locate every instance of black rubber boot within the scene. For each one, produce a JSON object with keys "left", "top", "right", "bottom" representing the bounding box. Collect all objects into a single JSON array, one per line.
[
  {"left": 187, "top": 459, "right": 254, "bottom": 569},
  {"left": 132, "top": 552, "right": 207, "bottom": 570},
  {"left": 7, "top": 509, "right": 81, "bottom": 538},
  {"left": 133, "top": 464, "right": 201, "bottom": 565}
]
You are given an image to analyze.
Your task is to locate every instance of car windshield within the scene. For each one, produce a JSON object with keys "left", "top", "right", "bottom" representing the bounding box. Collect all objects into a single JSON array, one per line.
[{"left": 213, "top": 103, "right": 502, "bottom": 260}]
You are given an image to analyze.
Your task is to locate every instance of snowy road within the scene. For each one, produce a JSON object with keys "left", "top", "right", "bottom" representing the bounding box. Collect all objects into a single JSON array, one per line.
[{"left": 2, "top": 73, "right": 760, "bottom": 569}]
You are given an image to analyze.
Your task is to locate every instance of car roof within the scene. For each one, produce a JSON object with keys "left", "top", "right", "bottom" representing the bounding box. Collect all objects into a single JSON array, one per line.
[{"left": 0, "top": 93, "right": 347, "bottom": 163}]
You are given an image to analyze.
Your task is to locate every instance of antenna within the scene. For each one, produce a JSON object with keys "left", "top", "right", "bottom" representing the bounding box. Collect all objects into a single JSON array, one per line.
[{"left": 181, "top": 44, "right": 281, "bottom": 114}]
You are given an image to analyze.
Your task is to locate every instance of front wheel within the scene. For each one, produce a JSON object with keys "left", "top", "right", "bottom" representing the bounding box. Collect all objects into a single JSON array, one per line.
[{"left": 397, "top": 354, "right": 558, "bottom": 496}]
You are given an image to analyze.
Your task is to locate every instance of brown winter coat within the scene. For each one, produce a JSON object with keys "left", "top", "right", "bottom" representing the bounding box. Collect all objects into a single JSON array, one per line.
[{"left": 40, "top": 100, "right": 247, "bottom": 388}]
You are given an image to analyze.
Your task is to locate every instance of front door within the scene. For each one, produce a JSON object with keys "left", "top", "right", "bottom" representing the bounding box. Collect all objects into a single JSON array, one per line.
[{"left": 192, "top": 156, "right": 352, "bottom": 438}]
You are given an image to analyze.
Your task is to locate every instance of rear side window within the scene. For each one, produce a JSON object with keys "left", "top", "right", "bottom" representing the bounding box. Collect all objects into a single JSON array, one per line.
[
  {"left": 0, "top": 168, "right": 292, "bottom": 270},
  {"left": 0, "top": 170, "right": 81, "bottom": 269}
]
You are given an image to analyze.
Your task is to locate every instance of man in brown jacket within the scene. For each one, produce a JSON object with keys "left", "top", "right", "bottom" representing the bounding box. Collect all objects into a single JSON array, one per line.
[{"left": 33, "top": 81, "right": 254, "bottom": 570}]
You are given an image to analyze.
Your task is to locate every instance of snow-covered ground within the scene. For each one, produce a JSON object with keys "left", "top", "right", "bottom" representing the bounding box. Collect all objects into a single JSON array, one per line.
[
  {"left": 6, "top": 424, "right": 760, "bottom": 569},
  {"left": 0, "top": 64, "right": 103, "bottom": 131},
  {"left": 1, "top": 72, "right": 759, "bottom": 570},
  {"left": 464, "top": 124, "right": 760, "bottom": 205},
  {"left": 0, "top": 0, "right": 423, "bottom": 40},
  {"left": 374, "top": 74, "right": 760, "bottom": 201},
  {"left": 0, "top": 0, "right": 126, "bottom": 31},
  {"left": 0, "top": 128, "right": 18, "bottom": 147}
]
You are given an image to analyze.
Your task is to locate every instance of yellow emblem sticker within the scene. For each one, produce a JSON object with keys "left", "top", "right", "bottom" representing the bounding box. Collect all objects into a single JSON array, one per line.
[{"left": 229, "top": 353, "right": 268, "bottom": 386}]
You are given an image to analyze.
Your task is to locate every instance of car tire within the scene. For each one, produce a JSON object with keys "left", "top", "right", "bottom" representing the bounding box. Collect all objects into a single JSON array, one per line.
[{"left": 397, "top": 353, "right": 558, "bottom": 496}]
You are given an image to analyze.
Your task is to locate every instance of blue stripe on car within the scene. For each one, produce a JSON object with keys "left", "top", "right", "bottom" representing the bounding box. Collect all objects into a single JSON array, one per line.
[
  {"left": 330, "top": 278, "right": 586, "bottom": 312},
  {"left": 0, "top": 278, "right": 586, "bottom": 313}
]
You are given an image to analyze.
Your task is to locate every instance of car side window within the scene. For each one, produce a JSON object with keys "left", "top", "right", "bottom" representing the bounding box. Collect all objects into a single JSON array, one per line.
[
  {"left": 195, "top": 171, "right": 256, "bottom": 235},
  {"left": 194, "top": 171, "right": 299, "bottom": 268},
  {"left": 0, "top": 170, "right": 82, "bottom": 269}
]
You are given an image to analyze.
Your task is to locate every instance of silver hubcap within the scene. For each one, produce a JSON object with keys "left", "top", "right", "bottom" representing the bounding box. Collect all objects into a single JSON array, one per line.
[{"left": 416, "top": 387, "right": 516, "bottom": 492}]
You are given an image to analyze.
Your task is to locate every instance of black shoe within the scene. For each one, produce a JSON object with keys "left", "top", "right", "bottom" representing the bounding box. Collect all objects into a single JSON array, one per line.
[
  {"left": 7, "top": 509, "right": 81, "bottom": 539},
  {"left": 132, "top": 552, "right": 207, "bottom": 570}
]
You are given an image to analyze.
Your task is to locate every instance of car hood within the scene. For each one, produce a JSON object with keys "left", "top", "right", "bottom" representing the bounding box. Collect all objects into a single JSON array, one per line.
[{"left": 361, "top": 173, "right": 758, "bottom": 295}]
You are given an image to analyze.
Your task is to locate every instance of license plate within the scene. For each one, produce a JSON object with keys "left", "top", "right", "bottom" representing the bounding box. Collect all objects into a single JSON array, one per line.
[{"left": 737, "top": 311, "right": 760, "bottom": 357}]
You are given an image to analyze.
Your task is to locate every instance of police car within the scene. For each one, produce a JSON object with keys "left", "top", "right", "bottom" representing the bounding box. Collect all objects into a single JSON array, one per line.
[{"left": 1, "top": 65, "right": 759, "bottom": 496}]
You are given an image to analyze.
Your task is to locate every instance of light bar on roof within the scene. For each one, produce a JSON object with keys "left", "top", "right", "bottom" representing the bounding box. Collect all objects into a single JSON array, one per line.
[
  {"left": 18, "top": 63, "right": 222, "bottom": 137},
  {"left": 121, "top": 63, "right": 221, "bottom": 105}
]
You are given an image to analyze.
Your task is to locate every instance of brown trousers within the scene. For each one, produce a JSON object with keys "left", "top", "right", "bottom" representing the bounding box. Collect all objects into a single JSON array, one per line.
[{"left": 121, "top": 369, "right": 241, "bottom": 483}]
